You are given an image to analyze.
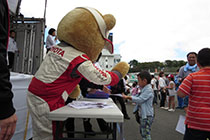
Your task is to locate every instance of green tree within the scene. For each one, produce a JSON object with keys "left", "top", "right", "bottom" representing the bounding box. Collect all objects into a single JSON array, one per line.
[
  {"left": 129, "top": 59, "right": 138, "bottom": 68},
  {"left": 128, "top": 59, "right": 186, "bottom": 73},
  {"left": 165, "top": 60, "right": 173, "bottom": 67}
]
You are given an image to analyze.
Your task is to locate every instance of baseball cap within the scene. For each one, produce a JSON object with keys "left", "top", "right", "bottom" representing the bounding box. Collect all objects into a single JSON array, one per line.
[{"left": 167, "top": 74, "right": 174, "bottom": 79}]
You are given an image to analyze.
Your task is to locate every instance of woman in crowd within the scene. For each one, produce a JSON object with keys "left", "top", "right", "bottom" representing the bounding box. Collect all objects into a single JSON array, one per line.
[
  {"left": 166, "top": 74, "right": 176, "bottom": 112},
  {"left": 46, "top": 28, "right": 57, "bottom": 53}
]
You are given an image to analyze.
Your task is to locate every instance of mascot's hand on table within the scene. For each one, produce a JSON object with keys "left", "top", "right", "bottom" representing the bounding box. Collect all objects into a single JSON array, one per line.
[{"left": 111, "top": 61, "right": 130, "bottom": 78}]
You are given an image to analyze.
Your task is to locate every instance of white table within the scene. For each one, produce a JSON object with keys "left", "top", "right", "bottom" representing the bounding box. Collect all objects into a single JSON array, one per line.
[
  {"left": 48, "top": 98, "right": 124, "bottom": 140},
  {"left": 10, "top": 72, "right": 33, "bottom": 140}
]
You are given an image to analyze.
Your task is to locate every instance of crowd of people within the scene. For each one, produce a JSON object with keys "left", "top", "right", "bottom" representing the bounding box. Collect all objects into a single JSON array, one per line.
[{"left": 121, "top": 49, "right": 210, "bottom": 140}]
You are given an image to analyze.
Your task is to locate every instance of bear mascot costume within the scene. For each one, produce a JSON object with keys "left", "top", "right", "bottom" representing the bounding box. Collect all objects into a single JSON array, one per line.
[{"left": 27, "top": 7, "right": 129, "bottom": 140}]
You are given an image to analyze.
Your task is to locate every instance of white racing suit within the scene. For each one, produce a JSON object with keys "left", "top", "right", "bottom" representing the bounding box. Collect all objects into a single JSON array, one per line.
[{"left": 27, "top": 43, "right": 121, "bottom": 140}]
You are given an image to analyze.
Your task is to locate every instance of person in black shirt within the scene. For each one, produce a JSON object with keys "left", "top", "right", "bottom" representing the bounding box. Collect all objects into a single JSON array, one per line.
[
  {"left": 110, "top": 78, "right": 130, "bottom": 119},
  {"left": 0, "top": 0, "right": 17, "bottom": 139}
]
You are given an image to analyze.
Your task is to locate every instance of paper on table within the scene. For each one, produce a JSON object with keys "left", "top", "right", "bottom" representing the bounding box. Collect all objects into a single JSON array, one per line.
[
  {"left": 68, "top": 101, "right": 113, "bottom": 109},
  {"left": 175, "top": 115, "right": 186, "bottom": 135},
  {"left": 109, "top": 94, "right": 122, "bottom": 97}
]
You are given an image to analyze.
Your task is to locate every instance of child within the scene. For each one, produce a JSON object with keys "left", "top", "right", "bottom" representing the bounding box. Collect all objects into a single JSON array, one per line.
[
  {"left": 158, "top": 71, "right": 167, "bottom": 109},
  {"left": 123, "top": 71, "right": 154, "bottom": 140},
  {"left": 131, "top": 81, "right": 138, "bottom": 96},
  {"left": 177, "top": 48, "right": 210, "bottom": 140},
  {"left": 166, "top": 74, "right": 176, "bottom": 112}
]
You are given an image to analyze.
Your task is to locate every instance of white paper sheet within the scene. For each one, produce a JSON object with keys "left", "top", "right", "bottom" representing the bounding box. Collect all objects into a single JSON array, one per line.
[
  {"left": 175, "top": 115, "right": 186, "bottom": 135},
  {"left": 109, "top": 94, "right": 123, "bottom": 97}
]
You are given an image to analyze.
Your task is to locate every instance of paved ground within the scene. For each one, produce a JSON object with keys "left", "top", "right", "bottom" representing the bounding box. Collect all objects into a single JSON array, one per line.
[
  {"left": 123, "top": 101, "right": 184, "bottom": 140},
  {"left": 73, "top": 99, "right": 185, "bottom": 140}
]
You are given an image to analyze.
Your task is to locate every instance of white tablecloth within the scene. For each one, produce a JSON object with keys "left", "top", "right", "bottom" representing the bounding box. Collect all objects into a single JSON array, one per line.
[
  {"left": 48, "top": 98, "right": 124, "bottom": 122},
  {"left": 10, "top": 72, "right": 33, "bottom": 140},
  {"left": 48, "top": 98, "right": 124, "bottom": 140}
]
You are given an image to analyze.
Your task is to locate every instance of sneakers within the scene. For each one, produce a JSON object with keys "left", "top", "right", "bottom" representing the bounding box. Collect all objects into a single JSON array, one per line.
[
  {"left": 160, "top": 106, "right": 168, "bottom": 110},
  {"left": 168, "top": 109, "right": 175, "bottom": 112},
  {"left": 163, "top": 107, "right": 169, "bottom": 110},
  {"left": 161, "top": 106, "right": 175, "bottom": 112}
]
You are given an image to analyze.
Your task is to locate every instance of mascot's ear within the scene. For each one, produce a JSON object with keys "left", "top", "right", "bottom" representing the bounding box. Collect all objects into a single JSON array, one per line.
[{"left": 103, "top": 14, "right": 116, "bottom": 30}]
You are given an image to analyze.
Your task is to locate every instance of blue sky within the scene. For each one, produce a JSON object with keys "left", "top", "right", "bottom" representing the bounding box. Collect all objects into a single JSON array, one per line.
[{"left": 20, "top": 0, "right": 210, "bottom": 63}]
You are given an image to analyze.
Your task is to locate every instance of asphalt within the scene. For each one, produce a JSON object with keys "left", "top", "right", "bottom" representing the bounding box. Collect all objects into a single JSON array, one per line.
[
  {"left": 123, "top": 101, "right": 184, "bottom": 140},
  {"left": 73, "top": 99, "right": 185, "bottom": 140}
]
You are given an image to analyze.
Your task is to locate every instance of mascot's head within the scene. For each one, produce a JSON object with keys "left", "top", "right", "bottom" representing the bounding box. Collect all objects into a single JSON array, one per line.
[{"left": 57, "top": 7, "right": 116, "bottom": 62}]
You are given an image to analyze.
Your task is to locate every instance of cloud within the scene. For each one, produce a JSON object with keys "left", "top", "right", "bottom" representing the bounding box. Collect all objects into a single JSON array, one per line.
[
  {"left": 114, "top": 40, "right": 126, "bottom": 54},
  {"left": 20, "top": 0, "right": 210, "bottom": 63}
]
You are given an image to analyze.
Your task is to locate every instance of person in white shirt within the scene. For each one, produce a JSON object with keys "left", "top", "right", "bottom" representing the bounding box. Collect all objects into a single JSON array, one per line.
[
  {"left": 158, "top": 71, "right": 167, "bottom": 109},
  {"left": 7, "top": 30, "right": 18, "bottom": 69},
  {"left": 151, "top": 75, "right": 158, "bottom": 105},
  {"left": 46, "top": 28, "right": 57, "bottom": 53},
  {"left": 166, "top": 74, "right": 176, "bottom": 112}
]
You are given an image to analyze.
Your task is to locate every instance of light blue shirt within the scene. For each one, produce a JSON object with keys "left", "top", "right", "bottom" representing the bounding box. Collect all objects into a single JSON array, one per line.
[{"left": 132, "top": 84, "right": 154, "bottom": 119}]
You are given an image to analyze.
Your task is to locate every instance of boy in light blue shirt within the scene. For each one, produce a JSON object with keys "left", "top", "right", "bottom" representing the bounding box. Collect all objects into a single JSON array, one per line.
[{"left": 123, "top": 71, "right": 154, "bottom": 140}]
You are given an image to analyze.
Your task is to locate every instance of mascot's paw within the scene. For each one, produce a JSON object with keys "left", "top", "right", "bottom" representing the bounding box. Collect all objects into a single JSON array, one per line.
[
  {"left": 111, "top": 61, "right": 130, "bottom": 78},
  {"left": 69, "top": 85, "right": 81, "bottom": 99}
]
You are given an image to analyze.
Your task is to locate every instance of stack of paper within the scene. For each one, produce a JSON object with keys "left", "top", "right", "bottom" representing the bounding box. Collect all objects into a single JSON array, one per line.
[{"left": 68, "top": 101, "right": 113, "bottom": 109}]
